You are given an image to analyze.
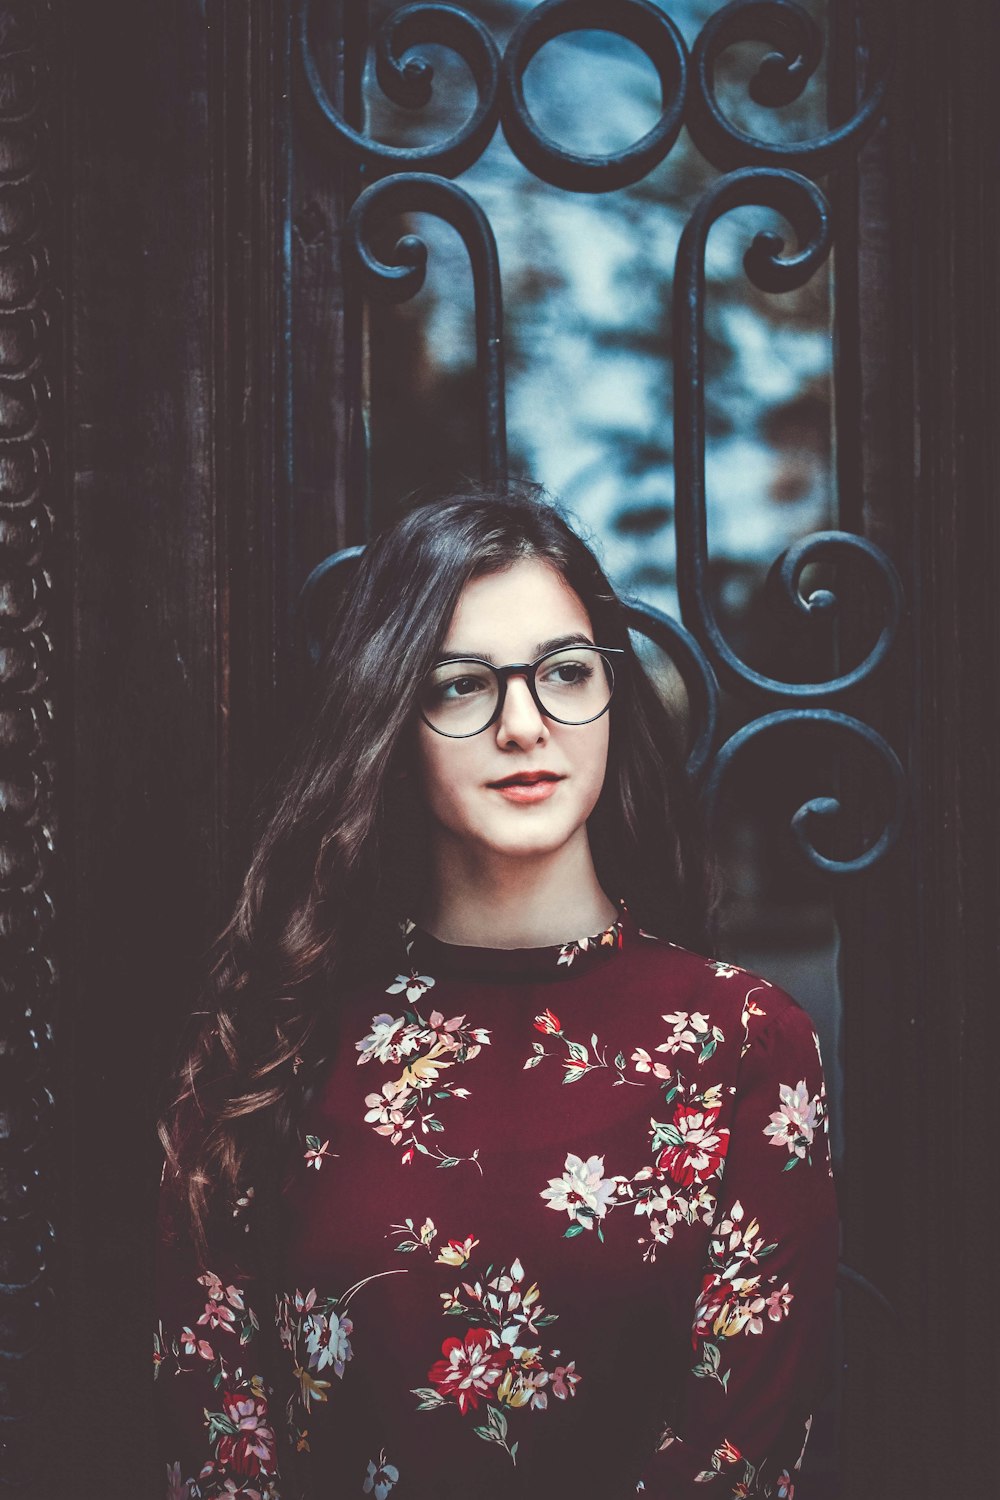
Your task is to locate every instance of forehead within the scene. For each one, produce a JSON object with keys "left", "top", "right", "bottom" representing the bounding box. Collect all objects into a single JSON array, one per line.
[{"left": 443, "top": 557, "right": 593, "bottom": 656}]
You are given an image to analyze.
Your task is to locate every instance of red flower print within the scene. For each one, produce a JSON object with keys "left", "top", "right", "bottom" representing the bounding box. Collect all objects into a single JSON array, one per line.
[
  {"left": 215, "top": 1390, "right": 278, "bottom": 1477},
  {"left": 426, "top": 1328, "right": 511, "bottom": 1414},
  {"left": 534, "top": 1009, "right": 561, "bottom": 1035},
  {"left": 656, "top": 1105, "right": 729, "bottom": 1187}
]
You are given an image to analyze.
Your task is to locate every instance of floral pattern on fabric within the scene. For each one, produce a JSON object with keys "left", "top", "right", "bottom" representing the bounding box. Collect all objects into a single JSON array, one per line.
[
  {"left": 388, "top": 1215, "right": 479, "bottom": 1268},
  {"left": 538, "top": 1001, "right": 737, "bottom": 1257},
  {"left": 525, "top": 1006, "right": 641, "bottom": 1086},
  {"left": 763, "top": 1079, "right": 826, "bottom": 1170},
  {"left": 275, "top": 1269, "right": 409, "bottom": 1454},
  {"left": 362, "top": 1449, "right": 400, "bottom": 1498},
  {"left": 153, "top": 1271, "right": 280, "bottom": 1499},
  {"left": 410, "top": 1245, "right": 580, "bottom": 1466},
  {"left": 355, "top": 965, "right": 491, "bottom": 1167},
  {"left": 556, "top": 908, "right": 625, "bottom": 966},
  {"left": 639, "top": 1427, "right": 803, "bottom": 1496},
  {"left": 690, "top": 1198, "right": 793, "bottom": 1392},
  {"left": 156, "top": 903, "right": 839, "bottom": 1498}
]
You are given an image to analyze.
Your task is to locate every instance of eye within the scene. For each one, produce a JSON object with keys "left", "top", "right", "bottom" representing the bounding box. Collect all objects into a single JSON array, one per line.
[
  {"left": 540, "top": 657, "right": 595, "bottom": 687},
  {"left": 441, "top": 674, "right": 489, "bottom": 700},
  {"left": 423, "top": 663, "right": 495, "bottom": 704}
]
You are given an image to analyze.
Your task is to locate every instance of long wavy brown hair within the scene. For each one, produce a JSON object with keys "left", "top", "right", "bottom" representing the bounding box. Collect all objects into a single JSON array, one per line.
[{"left": 156, "top": 482, "right": 722, "bottom": 1275}]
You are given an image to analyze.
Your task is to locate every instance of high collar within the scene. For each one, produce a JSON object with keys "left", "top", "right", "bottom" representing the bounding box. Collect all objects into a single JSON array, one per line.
[{"left": 398, "top": 898, "right": 636, "bottom": 983}]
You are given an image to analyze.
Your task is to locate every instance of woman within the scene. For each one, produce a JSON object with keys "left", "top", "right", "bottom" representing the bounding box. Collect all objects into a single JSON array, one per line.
[{"left": 154, "top": 484, "right": 840, "bottom": 1500}]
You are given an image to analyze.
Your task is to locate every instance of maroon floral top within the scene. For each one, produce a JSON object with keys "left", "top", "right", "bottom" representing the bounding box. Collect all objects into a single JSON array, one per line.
[{"left": 154, "top": 901, "right": 840, "bottom": 1500}]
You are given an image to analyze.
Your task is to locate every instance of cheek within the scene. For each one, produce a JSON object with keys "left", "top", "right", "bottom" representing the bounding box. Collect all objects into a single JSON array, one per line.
[
  {"left": 582, "top": 722, "right": 611, "bottom": 802},
  {"left": 413, "top": 731, "right": 476, "bottom": 823}
]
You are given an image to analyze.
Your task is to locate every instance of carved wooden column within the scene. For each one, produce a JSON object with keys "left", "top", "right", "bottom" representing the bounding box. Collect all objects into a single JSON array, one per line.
[{"left": 0, "top": 2, "right": 61, "bottom": 1491}]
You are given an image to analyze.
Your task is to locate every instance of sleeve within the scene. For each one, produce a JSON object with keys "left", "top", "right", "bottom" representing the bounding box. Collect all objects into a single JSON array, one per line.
[
  {"left": 153, "top": 1148, "right": 286, "bottom": 1499},
  {"left": 635, "top": 1001, "right": 840, "bottom": 1499}
]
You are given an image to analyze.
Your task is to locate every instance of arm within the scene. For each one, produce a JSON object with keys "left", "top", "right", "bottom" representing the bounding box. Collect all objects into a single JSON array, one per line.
[
  {"left": 636, "top": 1002, "right": 840, "bottom": 1498},
  {"left": 153, "top": 1147, "right": 285, "bottom": 1498}
]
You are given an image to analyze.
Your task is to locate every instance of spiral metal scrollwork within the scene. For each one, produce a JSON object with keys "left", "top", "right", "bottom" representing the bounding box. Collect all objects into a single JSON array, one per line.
[
  {"left": 298, "top": 0, "right": 502, "bottom": 178},
  {"left": 345, "top": 171, "right": 507, "bottom": 486},
  {"left": 702, "top": 709, "right": 906, "bottom": 875},
  {"left": 673, "top": 166, "right": 903, "bottom": 703},
  {"left": 687, "top": 0, "right": 892, "bottom": 176}
]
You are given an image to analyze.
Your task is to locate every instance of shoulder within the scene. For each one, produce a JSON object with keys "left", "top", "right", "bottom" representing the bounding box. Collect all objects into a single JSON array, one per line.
[{"left": 628, "top": 927, "right": 821, "bottom": 1063}]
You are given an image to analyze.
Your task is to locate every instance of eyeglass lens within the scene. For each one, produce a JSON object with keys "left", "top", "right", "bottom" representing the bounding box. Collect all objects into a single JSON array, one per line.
[{"left": 419, "top": 647, "right": 614, "bottom": 735}]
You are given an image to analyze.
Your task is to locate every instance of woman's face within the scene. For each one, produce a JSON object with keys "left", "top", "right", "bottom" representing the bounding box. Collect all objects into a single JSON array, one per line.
[{"left": 413, "top": 557, "right": 611, "bottom": 866}]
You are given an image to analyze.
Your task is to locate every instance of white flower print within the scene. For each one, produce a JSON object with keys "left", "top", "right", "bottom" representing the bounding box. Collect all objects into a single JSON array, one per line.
[
  {"left": 355, "top": 1013, "right": 420, "bottom": 1066},
  {"left": 764, "top": 1079, "right": 819, "bottom": 1167},
  {"left": 540, "top": 1152, "right": 624, "bottom": 1235},
  {"left": 386, "top": 971, "right": 436, "bottom": 1002},
  {"left": 655, "top": 1011, "right": 724, "bottom": 1063},
  {"left": 708, "top": 960, "right": 742, "bottom": 978},
  {"left": 304, "top": 1307, "right": 355, "bottom": 1377}
]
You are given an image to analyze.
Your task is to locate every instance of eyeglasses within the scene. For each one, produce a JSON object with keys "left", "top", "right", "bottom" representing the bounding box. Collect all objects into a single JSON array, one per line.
[{"left": 418, "top": 644, "right": 625, "bottom": 738}]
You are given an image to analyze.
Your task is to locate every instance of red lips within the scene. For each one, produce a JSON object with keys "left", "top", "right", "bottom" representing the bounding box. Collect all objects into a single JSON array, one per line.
[{"left": 488, "top": 771, "right": 563, "bottom": 788}]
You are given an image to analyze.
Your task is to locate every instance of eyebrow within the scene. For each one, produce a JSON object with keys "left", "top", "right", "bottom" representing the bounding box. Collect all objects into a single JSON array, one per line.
[{"left": 434, "top": 633, "right": 595, "bottom": 665}]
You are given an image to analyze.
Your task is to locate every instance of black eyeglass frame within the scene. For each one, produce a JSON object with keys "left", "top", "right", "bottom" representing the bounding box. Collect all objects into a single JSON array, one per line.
[{"left": 418, "top": 644, "right": 627, "bottom": 739}]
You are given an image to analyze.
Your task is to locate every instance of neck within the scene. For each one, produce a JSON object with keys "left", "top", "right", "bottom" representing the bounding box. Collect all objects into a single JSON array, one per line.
[{"left": 417, "top": 829, "right": 617, "bottom": 949}]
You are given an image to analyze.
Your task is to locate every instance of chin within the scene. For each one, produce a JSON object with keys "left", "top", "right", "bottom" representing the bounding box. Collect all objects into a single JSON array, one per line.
[{"left": 478, "top": 815, "right": 584, "bottom": 860}]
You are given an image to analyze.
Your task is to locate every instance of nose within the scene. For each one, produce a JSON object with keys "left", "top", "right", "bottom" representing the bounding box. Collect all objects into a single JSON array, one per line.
[{"left": 495, "top": 671, "right": 548, "bottom": 748}]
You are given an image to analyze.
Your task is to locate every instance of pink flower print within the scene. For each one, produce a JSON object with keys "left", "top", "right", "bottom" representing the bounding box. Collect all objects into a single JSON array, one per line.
[
  {"left": 427, "top": 1009, "right": 472, "bottom": 1044},
  {"left": 364, "top": 1080, "right": 410, "bottom": 1142},
  {"left": 303, "top": 1136, "right": 336, "bottom": 1170},
  {"left": 655, "top": 1105, "right": 730, "bottom": 1188},
  {"left": 180, "top": 1326, "right": 215, "bottom": 1361},
  {"left": 765, "top": 1282, "right": 794, "bottom": 1322},
  {"left": 551, "top": 1360, "right": 581, "bottom": 1399},
  {"left": 197, "top": 1271, "right": 245, "bottom": 1311},
  {"left": 166, "top": 1462, "right": 196, "bottom": 1500},
  {"left": 777, "top": 1467, "right": 796, "bottom": 1498},
  {"left": 714, "top": 1438, "right": 742, "bottom": 1465},
  {"left": 216, "top": 1390, "right": 277, "bottom": 1477},
  {"left": 534, "top": 1008, "right": 561, "bottom": 1035},
  {"left": 275, "top": 1294, "right": 295, "bottom": 1352},
  {"left": 764, "top": 1080, "right": 818, "bottom": 1162},
  {"left": 426, "top": 1328, "right": 511, "bottom": 1414},
  {"left": 197, "top": 1299, "right": 236, "bottom": 1334},
  {"left": 632, "top": 1046, "right": 673, "bottom": 1081}
]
